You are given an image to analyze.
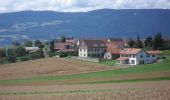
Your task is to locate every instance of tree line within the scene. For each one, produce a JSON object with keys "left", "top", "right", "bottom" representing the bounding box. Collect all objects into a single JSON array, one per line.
[
  {"left": 127, "top": 32, "right": 170, "bottom": 50},
  {"left": 0, "top": 39, "right": 46, "bottom": 64}
]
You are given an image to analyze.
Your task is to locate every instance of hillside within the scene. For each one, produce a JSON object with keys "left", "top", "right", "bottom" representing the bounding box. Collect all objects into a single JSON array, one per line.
[{"left": 0, "top": 9, "right": 170, "bottom": 45}]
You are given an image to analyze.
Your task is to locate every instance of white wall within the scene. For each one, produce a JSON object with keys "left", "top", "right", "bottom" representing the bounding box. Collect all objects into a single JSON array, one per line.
[{"left": 79, "top": 49, "right": 88, "bottom": 57}]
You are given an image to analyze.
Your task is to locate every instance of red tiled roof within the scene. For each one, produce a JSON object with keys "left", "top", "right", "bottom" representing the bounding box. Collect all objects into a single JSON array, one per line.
[
  {"left": 146, "top": 50, "right": 162, "bottom": 55},
  {"left": 106, "top": 42, "right": 122, "bottom": 54},
  {"left": 54, "top": 42, "right": 73, "bottom": 50},
  {"left": 83, "top": 39, "right": 106, "bottom": 48},
  {"left": 119, "top": 48, "right": 142, "bottom": 54},
  {"left": 116, "top": 57, "right": 129, "bottom": 61}
]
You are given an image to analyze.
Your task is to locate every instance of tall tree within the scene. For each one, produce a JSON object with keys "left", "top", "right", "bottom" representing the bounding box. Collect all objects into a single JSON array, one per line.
[
  {"left": 134, "top": 34, "right": 143, "bottom": 48},
  {"left": 144, "top": 36, "right": 153, "bottom": 47},
  {"left": 50, "top": 40, "right": 55, "bottom": 52},
  {"left": 153, "top": 32, "right": 164, "bottom": 50},
  {"left": 128, "top": 39, "right": 135, "bottom": 48},
  {"left": 34, "top": 40, "right": 44, "bottom": 48},
  {"left": 61, "top": 36, "right": 66, "bottom": 42}
]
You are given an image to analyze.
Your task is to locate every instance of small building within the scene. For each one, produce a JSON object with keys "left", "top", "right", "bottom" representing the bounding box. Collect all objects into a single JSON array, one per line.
[
  {"left": 54, "top": 42, "right": 75, "bottom": 53},
  {"left": 104, "top": 43, "right": 121, "bottom": 60},
  {"left": 79, "top": 39, "right": 106, "bottom": 58},
  {"left": 116, "top": 48, "right": 162, "bottom": 65},
  {"left": 25, "top": 47, "right": 39, "bottom": 54},
  {"left": 104, "top": 38, "right": 125, "bottom": 60}
]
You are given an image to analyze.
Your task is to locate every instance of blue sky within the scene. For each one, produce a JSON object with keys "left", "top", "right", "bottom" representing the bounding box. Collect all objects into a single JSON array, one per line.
[{"left": 0, "top": 0, "right": 170, "bottom": 13}]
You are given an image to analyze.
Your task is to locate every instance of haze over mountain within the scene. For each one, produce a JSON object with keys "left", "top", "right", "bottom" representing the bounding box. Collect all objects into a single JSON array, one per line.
[{"left": 0, "top": 9, "right": 170, "bottom": 46}]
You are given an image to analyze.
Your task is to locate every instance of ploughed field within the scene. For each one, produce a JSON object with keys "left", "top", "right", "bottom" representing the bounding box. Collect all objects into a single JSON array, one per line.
[{"left": 0, "top": 55, "right": 170, "bottom": 100}]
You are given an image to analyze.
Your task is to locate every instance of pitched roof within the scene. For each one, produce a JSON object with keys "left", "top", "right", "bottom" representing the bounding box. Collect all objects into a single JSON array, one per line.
[
  {"left": 108, "top": 38, "right": 124, "bottom": 42},
  {"left": 106, "top": 42, "right": 122, "bottom": 54},
  {"left": 83, "top": 39, "right": 106, "bottom": 48},
  {"left": 120, "top": 48, "right": 142, "bottom": 55},
  {"left": 146, "top": 50, "right": 162, "bottom": 55},
  {"left": 54, "top": 42, "right": 73, "bottom": 50},
  {"left": 116, "top": 57, "right": 129, "bottom": 61}
]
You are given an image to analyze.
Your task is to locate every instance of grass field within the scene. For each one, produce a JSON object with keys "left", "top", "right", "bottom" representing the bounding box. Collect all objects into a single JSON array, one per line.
[
  {"left": 0, "top": 56, "right": 170, "bottom": 85},
  {"left": 0, "top": 55, "right": 170, "bottom": 99},
  {"left": 100, "top": 60, "right": 116, "bottom": 66}
]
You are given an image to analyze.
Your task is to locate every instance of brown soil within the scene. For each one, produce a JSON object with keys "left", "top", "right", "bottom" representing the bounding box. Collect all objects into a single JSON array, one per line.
[
  {"left": 0, "top": 80, "right": 169, "bottom": 93},
  {"left": 0, "top": 57, "right": 116, "bottom": 80}
]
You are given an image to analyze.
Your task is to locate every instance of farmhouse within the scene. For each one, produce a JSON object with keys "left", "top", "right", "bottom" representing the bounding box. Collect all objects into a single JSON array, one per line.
[
  {"left": 54, "top": 42, "right": 75, "bottom": 53},
  {"left": 104, "top": 38, "right": 125, "bottom": 60},
  {"left": 79, "top": 39, "right": 106, "bottom": 58},
  {"left": 116, "top": 48, "right": 162, "bottom": 65}
]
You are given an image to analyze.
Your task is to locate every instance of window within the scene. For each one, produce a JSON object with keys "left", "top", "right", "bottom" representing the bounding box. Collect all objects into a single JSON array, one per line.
[
  {"left": 100, "top": 44, "right": 105, "bottom": 46},
  {"left": 133, "top": 55, "right": 135, "bottom": 58},
  {"left": 84, "top": 53, "right": 86, "bottom": 57},
  {"left": 146, "top": 55, "right": 150, "bottom": 57},
  {"left": 84, "top": 49, "right": 86, "bottom": 52},
  {"left": 141, "top": 55, "right": 143, "bottom": 58},
  {"left": 131, "top": 60, "right": 135, "bottom": 64},
  {"left": 152, "top": 55, "right": 155, "bottom": 57}
]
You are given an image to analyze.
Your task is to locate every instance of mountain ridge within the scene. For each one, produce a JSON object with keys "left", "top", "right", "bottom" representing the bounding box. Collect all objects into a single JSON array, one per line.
[{"left": 0, "top": 9, "right": 170, "bottom": 46}]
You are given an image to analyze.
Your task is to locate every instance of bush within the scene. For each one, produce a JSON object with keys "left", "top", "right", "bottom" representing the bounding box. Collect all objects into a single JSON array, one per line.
[
  {"left": 6, "top": 56, "right": 16, "bottom": 63},
  {"left": 20, "top": 56, "right": 30, "bottom": 61},
  {"left": 59, "top": 52, "right": 68, "bottom": 58}
]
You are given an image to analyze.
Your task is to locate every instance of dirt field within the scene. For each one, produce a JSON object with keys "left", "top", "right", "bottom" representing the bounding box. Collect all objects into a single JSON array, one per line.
[
  {"left": 0, "top": 57, "right": 116, "bottom": 80},
  {"left": 0, "top": 81, "right": 170, "bottom": 100}
]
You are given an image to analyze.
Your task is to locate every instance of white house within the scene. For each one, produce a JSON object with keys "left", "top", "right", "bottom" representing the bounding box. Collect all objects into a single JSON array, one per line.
[
  {"left": 79, "top": 39, "right": 106, "bottom": 58},
  {"left": 116, "top": 48, "right": 162, "bottom": 65}
]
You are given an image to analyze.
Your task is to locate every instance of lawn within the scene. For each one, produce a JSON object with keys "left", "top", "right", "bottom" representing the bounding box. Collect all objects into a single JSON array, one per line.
[
  {"left": 100, "top": 60, "right": 116, "bottom": 66},
  {"left": 0, "top": 56, "right": 170, "bottom": 84},
  {"left": 162, "top": 50, "right": 170, "bottom": 55}
]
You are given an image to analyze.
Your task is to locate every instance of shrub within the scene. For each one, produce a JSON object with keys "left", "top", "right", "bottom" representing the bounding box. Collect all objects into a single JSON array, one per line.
[{"left": 20, "top": 56, "right": 30, "bottom": 61}]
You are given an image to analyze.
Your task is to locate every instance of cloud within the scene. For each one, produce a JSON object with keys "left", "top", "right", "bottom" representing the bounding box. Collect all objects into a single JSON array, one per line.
[{"left": 0, "top": 0, "right": 170, "bottom": 13}]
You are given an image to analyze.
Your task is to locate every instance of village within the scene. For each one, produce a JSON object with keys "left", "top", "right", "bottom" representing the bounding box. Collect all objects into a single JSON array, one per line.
[{"left": 0, "top": 32, "right": 169, "bottom": 66}]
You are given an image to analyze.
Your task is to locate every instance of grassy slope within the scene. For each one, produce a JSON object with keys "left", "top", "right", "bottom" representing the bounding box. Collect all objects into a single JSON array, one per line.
[
  {"left": 100, "top": 60, "right": 116, "bottom": 66},
  {"left": 0, "top": 56, "right": 170, "bottom": 84}
]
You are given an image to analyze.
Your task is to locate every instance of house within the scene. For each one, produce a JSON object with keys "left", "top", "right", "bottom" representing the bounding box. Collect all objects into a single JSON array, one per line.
[
  {"left": 66, "top": 37, "right": 75, "bottom": 43},
  {"left": 104, "top": 38, "right": 125, "bottom": 60},
  {"left": 104, "top": 42, "right": 122, "bottom": 60},
  {"left": 54, "top": 42, "right": 75, "bottom": 53},
  {"left": 25, "top": 47, "right": 39, "bottom": 54},
  {"left": 79, "top": 39, "right": 107, "bottom": 58},
  {"left": 116, "top": 48, "right": 162, "bottom": 65}
]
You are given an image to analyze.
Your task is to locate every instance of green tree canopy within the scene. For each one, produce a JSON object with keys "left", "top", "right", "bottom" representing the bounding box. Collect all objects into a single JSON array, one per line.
[
  {"left": 24, "top": 40, "right": 33, "bottom": 47},
  {"left": 34, "top": 40, "right": 44, "bottom": 48}
]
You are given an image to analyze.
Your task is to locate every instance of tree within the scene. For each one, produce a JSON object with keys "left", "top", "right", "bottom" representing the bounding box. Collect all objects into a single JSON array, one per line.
[
  {"left": 12, "top": 46, "right": 26, "bottom": 57},
  {"left": 153, "top": 32, "right": 165, "bottom": 50},
  {"left": 144, "top": 36, "right": 153, "bottom": 47},
  {"left": 24, "top": 40, "right": 33, "bottom": 47},
  {"left": 61, "top": 36, "right": 66, "bottom": 42},
  {"left": 34, "top": 40, "right": 44, "bottom": 48},
  {"left": 128, "top": 39, "right": 135, "bottom": 48},
  {"left": 50, "top": 40, "right": 55, "bottom": 52},
  {"left": 134, "top": 34, "right": 143, "bottom": 48},
  {"left": 0, "top": 48, "right": 6, "bottom": 58},
  {"left": 30, "top": 49, "right": 44, "bottom": 59}
]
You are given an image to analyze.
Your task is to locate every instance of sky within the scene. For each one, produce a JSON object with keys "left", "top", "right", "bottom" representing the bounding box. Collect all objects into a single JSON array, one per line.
[{"left": 0, "top": 0, "right": 170, "bottom": 13}]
